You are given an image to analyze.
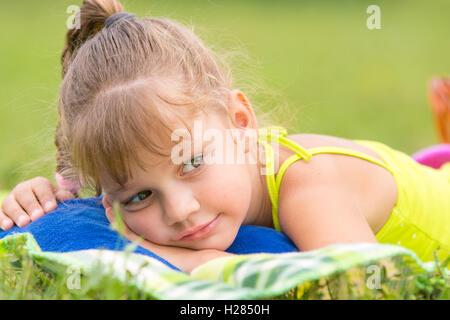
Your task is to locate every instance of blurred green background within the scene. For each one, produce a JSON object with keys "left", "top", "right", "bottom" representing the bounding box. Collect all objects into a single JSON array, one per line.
[{"left": 0, "top": 0, "right": 449, "bottom": 191}]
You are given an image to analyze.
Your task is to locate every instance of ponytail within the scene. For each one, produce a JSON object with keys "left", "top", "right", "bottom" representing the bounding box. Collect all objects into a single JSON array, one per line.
[
  {"left": 61, "top": 0, "right": 124, "bottom": 77},
  {"left": 55, "top": 0, "right": 124, "bottom": 193}
]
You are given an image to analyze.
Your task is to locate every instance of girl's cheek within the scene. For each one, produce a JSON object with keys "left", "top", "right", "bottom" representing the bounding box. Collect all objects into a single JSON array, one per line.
[
  {"left": 206, "top": 165, "right": 252, "bottom": 212},
  {"left": 200, "top": 165, "right": 234, "bottom": 194},
  {"left": 123, "top": 212, "right": 159, "bottom": 239}
]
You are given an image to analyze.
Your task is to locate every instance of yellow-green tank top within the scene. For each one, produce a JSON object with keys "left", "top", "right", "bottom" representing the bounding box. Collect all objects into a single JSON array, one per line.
[{"left": 257, "top": 126, "right": 450, "bottom": 262}]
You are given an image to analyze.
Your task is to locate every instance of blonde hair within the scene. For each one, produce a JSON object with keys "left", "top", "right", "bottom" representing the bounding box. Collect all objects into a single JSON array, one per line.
[{"left": 56, "top": 0, "right": 276, "bottom": 195}]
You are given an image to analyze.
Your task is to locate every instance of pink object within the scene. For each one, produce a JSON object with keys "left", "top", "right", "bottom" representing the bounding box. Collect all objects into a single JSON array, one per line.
[
  {"left": 55, "top": 173, "right": 81, "bottom": 195},
  {"left": 411, "top": 144, "right": 450, "bottom": 169}
]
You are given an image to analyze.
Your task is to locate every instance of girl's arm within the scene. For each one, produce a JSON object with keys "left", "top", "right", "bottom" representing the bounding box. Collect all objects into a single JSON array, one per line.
[
  {"left": 104, "top": 205, "right": 234, "bottom": 274},
  {"left": 277, "top": 159, "right": 378, "bottom": 252},
  {"left": 134, "top": 238, "right": 233, "bottom": 274}
]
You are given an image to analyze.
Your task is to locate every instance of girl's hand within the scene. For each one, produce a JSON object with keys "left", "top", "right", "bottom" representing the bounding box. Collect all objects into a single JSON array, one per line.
[{"left": 0, "top": 177, "right": 75, "bottom": 230}]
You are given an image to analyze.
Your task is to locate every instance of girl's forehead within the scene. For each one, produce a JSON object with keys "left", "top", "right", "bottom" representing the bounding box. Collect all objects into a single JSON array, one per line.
[
  {"left": 145, "top": 112, "right": 229, "bottom": 159},
  {"left": 101, "top": 111, "right": 230, "bottom": 190},
  {"left": 152, "top": 110, "right": 226, "bottom": 145}
]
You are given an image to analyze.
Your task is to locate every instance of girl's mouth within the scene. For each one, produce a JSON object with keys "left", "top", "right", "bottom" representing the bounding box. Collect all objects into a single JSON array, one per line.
[{"left": 175, "top": 213, "right": 221, "bottom": 241}]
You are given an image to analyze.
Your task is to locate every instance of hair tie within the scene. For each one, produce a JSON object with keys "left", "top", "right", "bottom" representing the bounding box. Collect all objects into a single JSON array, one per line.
[
  {"left": 104, "top": 12, "right": 137, "bottom": 28},
  {"left": 55, "top": 173, "right": 81, "bottom": 195}
]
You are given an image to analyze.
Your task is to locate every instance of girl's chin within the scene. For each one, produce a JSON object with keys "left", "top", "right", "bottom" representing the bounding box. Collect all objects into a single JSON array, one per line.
[{"left": 180, "top": 234, "right": 234, "bottom": 251}]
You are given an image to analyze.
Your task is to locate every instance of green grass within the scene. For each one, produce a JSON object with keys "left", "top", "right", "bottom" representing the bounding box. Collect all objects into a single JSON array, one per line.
[
  {"left": 1, "top": 0, "right": 449, "bottom": 190},
  {"left": 0, "top": 0, "right": 449, "bottom": 300},
  {"left": 0, "top": 243, "right": 448, "bottom": 300},
  {"left": 0, "top": 207, "right": 448, "bottom": 300},
  {"left": 0, "top": 249, "right": 156, "bottom": 299}
]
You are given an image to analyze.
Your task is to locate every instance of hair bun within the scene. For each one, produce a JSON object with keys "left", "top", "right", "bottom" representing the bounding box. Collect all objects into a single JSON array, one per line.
[
  {"left": 104, "top": 12, "right": 137, "bottom": 28},
  {"left": 61, "top": 0, "right": 124, "bottom": 78}
]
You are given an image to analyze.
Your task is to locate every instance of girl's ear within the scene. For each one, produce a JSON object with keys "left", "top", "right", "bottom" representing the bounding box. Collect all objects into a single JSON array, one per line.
[
  {"left": 228, "top": 89, "right": 257, "bottom": 130},
  {"left": 102, "top": 195, "right": 114, "bottom": 223},
  {"left": 228, "top": 89, "right": 259, "bottom": 156}
]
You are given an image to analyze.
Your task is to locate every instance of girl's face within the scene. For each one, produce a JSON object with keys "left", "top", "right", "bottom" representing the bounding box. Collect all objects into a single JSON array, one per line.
[{"left": 102, "top": 109, "right": 264, "bottom": 250}]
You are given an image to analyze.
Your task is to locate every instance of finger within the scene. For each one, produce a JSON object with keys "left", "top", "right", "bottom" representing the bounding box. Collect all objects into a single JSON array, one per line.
[
  {"left": 13, "top": 184, "right": 45, "bottom": 221},
  {"left": 1, "top": 195, "right": 31, "bottom": 228},
  {"left": 30, "top": 177, "right": 58, "bottom": 213},
  {"left": 102, "top": 196, "right": 114, "bottom": 222},
  {"left": 0, "top": 209, "right": 14, "bottom": 231},
  {"left": 122, "top": 223, "right": 140, "bottom": 242},
  {"left": 105, "top": 206, "right": 114, "bottom": 223},
  {"left": 102, "top": 195, "right": 112, "bottom": 210},
  {"left": 103, "top": 197, "right": 135, "bottom": 239},
  {"left": 105, "top": 205, "right": 132, "bottom": 235},
  {"left": 55, "top": 189, "right": 75, "bottom": 202},
  {"left": 105, "top": 205, "right": 133, "bottom": 237}
]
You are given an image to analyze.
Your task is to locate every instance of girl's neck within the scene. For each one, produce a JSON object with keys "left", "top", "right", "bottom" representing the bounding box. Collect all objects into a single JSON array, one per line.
[{"left": 244, "top": 141, "right": 275, "bottom": 229}]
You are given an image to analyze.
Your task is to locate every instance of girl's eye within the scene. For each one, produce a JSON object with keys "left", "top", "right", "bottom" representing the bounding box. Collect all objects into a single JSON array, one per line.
[
  {"left": 126, "top": 190, "right": 152, "bottom": 205},
  {"left": 182, "top": 154, "right": 203, "bottom": 174}
]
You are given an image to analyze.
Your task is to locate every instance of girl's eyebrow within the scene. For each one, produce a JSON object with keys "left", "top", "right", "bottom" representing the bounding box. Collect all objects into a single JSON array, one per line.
[
  {"left": 106, "top": 185, "right": 132, "bottom": 196},
  {"left": 106, "top": 139, "right": 216, "bottom": 196},
  {"left": 172, "top": 137, "right": 215, "bottom": 161}
]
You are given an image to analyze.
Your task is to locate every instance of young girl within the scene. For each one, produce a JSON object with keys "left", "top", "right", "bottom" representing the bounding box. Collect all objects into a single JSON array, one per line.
[{"left": 1, "top": 0, "right": 449, "bottom": 273}]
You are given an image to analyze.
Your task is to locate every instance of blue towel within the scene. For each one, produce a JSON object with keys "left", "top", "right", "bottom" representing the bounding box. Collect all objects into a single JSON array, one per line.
[{"left": 0, "top": 197, "right": 298, "bottom": 271}]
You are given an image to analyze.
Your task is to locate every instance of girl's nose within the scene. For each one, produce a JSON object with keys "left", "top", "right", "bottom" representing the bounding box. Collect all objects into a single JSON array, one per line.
[{"left": 162, "top": 188, "right": 200, "bottom": 226}]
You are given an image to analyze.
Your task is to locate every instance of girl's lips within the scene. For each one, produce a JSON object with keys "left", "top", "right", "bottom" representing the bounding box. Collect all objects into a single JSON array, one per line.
[{"left": 176, "top": 214, "right": 221, "bottom": 241}]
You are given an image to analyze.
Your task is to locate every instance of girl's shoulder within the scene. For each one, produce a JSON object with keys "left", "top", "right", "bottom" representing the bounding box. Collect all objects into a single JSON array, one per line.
[
  {"left": 286, "top": 133, "right": 384, "bottom": 161},
  {"left": 276, "top": 133, "right": 398, "bottom": 234},
  {"left": 279, "top": 132, "right": 389, "bottom": 181}
]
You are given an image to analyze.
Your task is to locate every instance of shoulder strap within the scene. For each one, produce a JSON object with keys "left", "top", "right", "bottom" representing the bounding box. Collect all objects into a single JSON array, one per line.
[
  {"left": 306, "top": 146, "right": 393, "bottom": 175},
  {"left": 257, "top": 126, "right": 394, "bottom": 232},
  {"left": 257, "top": 126, "right": 310, "bottom": 231},
  {"left": 256, "top": 138, "right": 281, "bottom": 230}
]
